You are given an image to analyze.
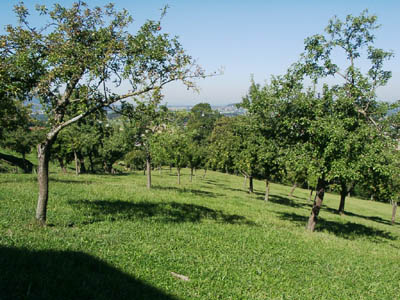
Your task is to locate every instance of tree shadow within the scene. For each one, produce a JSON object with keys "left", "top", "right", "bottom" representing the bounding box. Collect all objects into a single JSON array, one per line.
[
  {"left": 255, "top": 193, "right": 310, "bottom": 209},
  {"left": 0, "top": 246, "right": 178, "bottom": 300},
  {"left": 277, "top": 212, "right": 396, "bottom": 242},
  {"left": 108, "top": 172, "right": 130, "bottom": 176},
  {"left": 68, "top": 200, "right": 256, "bottom": 226},
  {"left": 0, "top": 176, "right": 37, "bottom": 184},
  {"left": 0, "top": 152, "right": 34, "bottom": 173},
  {"left": 151, "top": 185, "right": 222, "bottom": 198},
  {"left": 203, "top": 179, "right": 217, "bottom": 184},
  {"left": 323, "top": 207, "right": 396, "bottom": 227},
  {"left": 50, "top": 178, "right": 93, "bottom": 185}
]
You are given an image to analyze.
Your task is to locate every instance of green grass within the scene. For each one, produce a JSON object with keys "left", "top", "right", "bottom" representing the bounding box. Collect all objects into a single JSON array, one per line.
[{"left": 1, "top": 167, "right": 400, "bottom": 299}]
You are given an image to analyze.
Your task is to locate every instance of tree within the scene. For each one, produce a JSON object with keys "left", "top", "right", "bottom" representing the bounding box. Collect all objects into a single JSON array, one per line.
[
  {"left": 185, "top": 103, "right": 219, "bottom": 179},
  {"left": 1, "top": 2, "right": 205, "bottom": 224},
  {"left": 117, "top": 90, "right": 168, "bottom": 189},
  {"left": 240, "top": 81, "right": 286, "bottom": 199},
  {"left": 300, "top": 11, "right": 393, "bottom": 231},
  {"left": 187, "top": 103, "right": 220, "bottom": 143},
  {"left": 232, "top": 116, "right": 262, "bottom": 194},
  {"left": 207, "top": 116, "right": 240, "bottom": 174},
  {"left": 163, "top": 126, "right": 189, "bottom": 185}
]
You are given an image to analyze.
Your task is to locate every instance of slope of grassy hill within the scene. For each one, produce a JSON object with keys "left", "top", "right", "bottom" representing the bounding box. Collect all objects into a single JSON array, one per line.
[{"left": 1, "top": 168, "right": 399, "bottom": 299}]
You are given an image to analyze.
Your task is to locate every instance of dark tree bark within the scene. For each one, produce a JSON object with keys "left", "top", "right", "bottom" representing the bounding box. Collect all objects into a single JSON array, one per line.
[
  {"left": 190, "top": 167, "right": 194, "bottom": 182},
  {"left": 58, "top": 158, "right": 67, "bottom": 173},
  {"left": 248, "top": 176, "right": 254, "bottom": 194},
  {"left": 392, "top": 201, "right": 398, "bottom": 225},
  {"left": 35, "top": 141, "right": 54, "bottom": 224},
  {"left": 338, "top": 181, "right": 347, "bottom": 215},
  {"left": 338, "top": 182, "right": 355, "bottom": 215},
  {"left": 146, "top": 155, "right": 151, "bottom": 189},
  {"left": 306, "top": 177, "right": 327, "bottom": 232},
  {"left": 289, "top": 183, "right": 297, "bottom": 197},
  {"left": 177, "top": 167, "right": 181, "bottom": 185},
  {"left": 264, "top": 179, "right": 270, "bottom": 202},
  {"left": 202, "top": 168, "right": 207, "bottom": 179}
]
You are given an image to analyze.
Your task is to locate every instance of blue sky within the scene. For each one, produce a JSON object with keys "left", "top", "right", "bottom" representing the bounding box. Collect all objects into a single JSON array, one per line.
[{"left": 1, "top": 0, "right": 399, "bottom": 106}]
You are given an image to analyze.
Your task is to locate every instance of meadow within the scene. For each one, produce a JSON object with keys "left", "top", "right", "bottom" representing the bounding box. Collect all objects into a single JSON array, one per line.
[{"left": 1, "top": 165, "right": 400, "bottom": 299}]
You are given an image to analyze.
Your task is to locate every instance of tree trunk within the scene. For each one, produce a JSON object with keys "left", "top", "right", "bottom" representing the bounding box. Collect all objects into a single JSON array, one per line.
[
  {"left": 88, "top": 152, "right": 94, "bottom": 173},
  {"left": 74, "top": 151, "right": 79, "bottom": 176},
  {"left": 289, "top": 183, "right": 297, "bottom": 197},
  {"left": 202, "top": 168, "right": 207, "bottom": 179},
  {"left": 243, "top": 174, "right": 247, "bottom": 189},
  {"left": 338, "top": 182, "right": 347, "bottom": 215},
  {"left": 248, "top": 176, "right": 254, "bottom": 194},
  {"left": 146, "top": 155, "right": 151, "bottom": 189},
  {"left": 392, "top": 201, "right": 398, "bottom": 225},
  {"left": 22, "top": 152, "right": 26, "bottom": 172},
  {"left": 306, "top": 177, "right": 326, "bottom": 232},
  {"left": 35, "top": 142, "right": 52, "bottom": 224},
  {"left": 308, "top": 189, "right": 314, "bottom": 202},
  {"left": 58, "top": 158, "right": 67, "bottom": 174},
  {"left": 177, "top": 167, "right": 181, "bottom": 185},
  {"left": 190, "top": 167, "right": 194, "bottom": 182},
  {"left": 78, "top": 153, "right": 86, "bottom": 174},
  {"left": 158, "top": 165, "right": 161, "bottom": 175},
  {"left": 264, "top": 179, "right": 270, "bottom": 202},
  {"left": 103, "top": 161, "right": 112, "bottom": 173}
]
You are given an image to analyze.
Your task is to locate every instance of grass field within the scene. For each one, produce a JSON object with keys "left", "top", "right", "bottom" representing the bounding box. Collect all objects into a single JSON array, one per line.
[{"left": 1, "top": 165, "right": 400, "bottom": 299}]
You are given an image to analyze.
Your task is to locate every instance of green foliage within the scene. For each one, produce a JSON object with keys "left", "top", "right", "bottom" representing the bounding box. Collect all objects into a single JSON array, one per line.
[
  {"left": 207, "top": 116, "right": 241, "bottom": 173},
  {"left": 124, "top": 148, "right": 146, "bottom": 170},
  {"left": 163, "top": 126, "right": 189, "bottom": 170},
  {"left": 187, "top": 103, "right": 220, "bottom": 143}
]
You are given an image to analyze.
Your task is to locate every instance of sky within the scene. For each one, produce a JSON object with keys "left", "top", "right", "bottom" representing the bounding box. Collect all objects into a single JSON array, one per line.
[{"left": 1, "top": 0, "right": 399, "bottom": 106}]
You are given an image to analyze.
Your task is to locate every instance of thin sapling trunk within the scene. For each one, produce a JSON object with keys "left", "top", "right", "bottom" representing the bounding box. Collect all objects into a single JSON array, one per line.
[
  {"left": 202, "top": 168, "right": 207, "bottom": 179},
  {"left": 289, "top": 183, "right": 297, "bottom": 197},
  {"left": 309, "top": 189, "right": 314, "bottom": 202},
  {"left": 74, "top": 150, "right": 79, "bottom": 176},
  {"left": 392, "top": 200, "right": 398, "bottom": 225},
  {"left": 264, "top": 179, "right": 270, "bottom": 202},
  {"left": 146, "top": 154, "right": 151, "bottom": 189}
]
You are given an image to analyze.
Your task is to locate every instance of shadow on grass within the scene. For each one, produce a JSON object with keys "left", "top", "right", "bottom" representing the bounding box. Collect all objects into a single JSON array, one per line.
[
  {"left": 69, "top": 200, "right": 256, "bottom": 226},
  {"left": 323, "top": 207, "right": 396, "bottom": 227},
  {"left": 50, "top": 178, "right": 93, "bottom": 184},
  {"left": 151, "top": 185, "right": 222, "bottom": 198},
  {"left": 0, "top": 246, "right": 178, "bottom": 300},
  {"left": 278, "top": 212, "right": 396, "bottom": 242},
  {"left": 256, "top": 194, "right": 310, "bottom": 209}
]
